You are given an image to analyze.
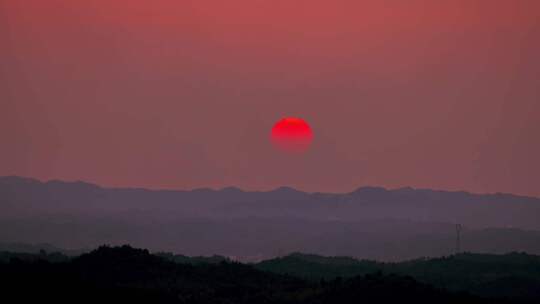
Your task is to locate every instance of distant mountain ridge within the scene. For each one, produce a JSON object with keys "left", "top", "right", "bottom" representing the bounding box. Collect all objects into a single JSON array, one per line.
[
  {"left": 1, "top": 175, "right": 540, "bottom": 260},
  {"left": 1, "top": 175, "right": 539, "bottom": 229},
  {"left": 1, "top": 175, "right": 536, "bottom": 197}
]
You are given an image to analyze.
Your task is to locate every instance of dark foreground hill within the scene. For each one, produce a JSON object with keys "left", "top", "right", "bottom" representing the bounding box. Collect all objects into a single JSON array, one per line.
[
  {"left": 2, "top": 176, "right": 540, "bottom": 260},
  {"left": 256, "top": 252, "right": 540, "bottom": 301},
  {"left": 0, "top": 245, "right": 502, "bottom": 304}
]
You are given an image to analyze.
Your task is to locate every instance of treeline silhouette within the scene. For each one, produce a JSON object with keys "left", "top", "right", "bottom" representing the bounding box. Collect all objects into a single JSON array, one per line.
[
  {"left": 256, "top": 252, "right": 540, "bottom": 302},
  {"left": 0, "top": 245, "right": 509, "bottom": 304}
]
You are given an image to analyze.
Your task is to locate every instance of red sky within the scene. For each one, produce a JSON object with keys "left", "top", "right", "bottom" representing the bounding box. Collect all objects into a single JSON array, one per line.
[{"left": 1, "top": 0, "right": 539, "bottom": 196}]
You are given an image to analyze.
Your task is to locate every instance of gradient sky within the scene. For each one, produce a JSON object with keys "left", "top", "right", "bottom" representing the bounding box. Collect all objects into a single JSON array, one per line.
[{"left": 1, "top": 0, "right": 539, "bottom": 196}]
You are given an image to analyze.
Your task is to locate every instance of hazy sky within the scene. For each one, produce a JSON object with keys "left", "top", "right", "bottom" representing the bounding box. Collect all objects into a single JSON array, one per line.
[{"left": 1, "top": 0, "right": 539, "bottom": 196}]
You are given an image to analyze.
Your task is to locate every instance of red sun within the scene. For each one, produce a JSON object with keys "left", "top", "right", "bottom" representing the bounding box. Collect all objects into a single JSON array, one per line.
[{"left": 271, "top": 117, "right": 314, "bottom": 153}]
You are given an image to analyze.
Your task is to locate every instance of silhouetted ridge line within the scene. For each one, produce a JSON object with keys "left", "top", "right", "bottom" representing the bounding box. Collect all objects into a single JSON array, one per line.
[
  {"left": 3, "top": 175, "right": 540, "bottom": 199},
  {"left": 0, "top": 245, "right": 513, "bottom": 303}
]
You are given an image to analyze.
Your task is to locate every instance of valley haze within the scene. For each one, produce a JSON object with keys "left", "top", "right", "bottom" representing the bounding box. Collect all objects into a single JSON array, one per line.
[{"left": 1, "top": 176, "right": 539, "bottom": 261}]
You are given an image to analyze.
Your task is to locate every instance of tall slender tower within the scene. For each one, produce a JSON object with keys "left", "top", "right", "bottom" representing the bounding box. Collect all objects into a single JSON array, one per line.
[{"left": 455, "top": 224, "right": 462, "bottom": 254}]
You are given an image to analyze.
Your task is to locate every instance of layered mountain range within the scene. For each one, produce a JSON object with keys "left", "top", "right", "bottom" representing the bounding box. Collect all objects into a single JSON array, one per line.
[{"left": 1, "top": 176, "right": 539, "bottom": 260}]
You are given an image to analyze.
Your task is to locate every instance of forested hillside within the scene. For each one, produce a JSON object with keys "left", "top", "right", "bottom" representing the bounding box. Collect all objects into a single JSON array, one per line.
[{"left": 0, "top": 245, "right": 505, "bottom": 304}]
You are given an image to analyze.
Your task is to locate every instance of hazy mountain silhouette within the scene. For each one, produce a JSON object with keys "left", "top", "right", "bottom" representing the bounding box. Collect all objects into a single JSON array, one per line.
[{"left": 1, "top": 176, "right": 540, "bottom": 260}]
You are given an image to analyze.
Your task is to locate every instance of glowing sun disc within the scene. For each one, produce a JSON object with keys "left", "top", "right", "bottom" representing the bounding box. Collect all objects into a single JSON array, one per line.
[{"left": 270, "top": 117, "right": 313, "bottom": 153}]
